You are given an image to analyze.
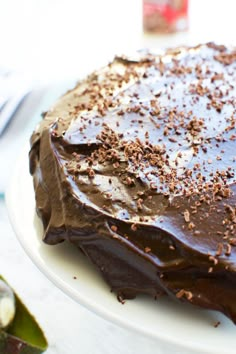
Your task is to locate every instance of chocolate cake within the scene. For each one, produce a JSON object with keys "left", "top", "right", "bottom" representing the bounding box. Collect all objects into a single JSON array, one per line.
[{"left": 29, "top": 43, "right": 236, "bottom": 323}]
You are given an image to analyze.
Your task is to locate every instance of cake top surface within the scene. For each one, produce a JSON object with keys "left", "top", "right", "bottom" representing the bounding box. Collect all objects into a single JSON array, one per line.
[{"left": 31, "top": 42, "right": 236, "bottom": 270}]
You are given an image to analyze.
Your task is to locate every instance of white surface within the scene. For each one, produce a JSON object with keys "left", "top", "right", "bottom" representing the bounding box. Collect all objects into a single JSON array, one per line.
[
  {"left": 0, "top": 0, "right": 142, "bottom": 85},
  {"left": 1, "top": 0, "right": 236, "bottom": 85},
  {"left": 5, "top": 148, "right": 236, "bottom": 354}
]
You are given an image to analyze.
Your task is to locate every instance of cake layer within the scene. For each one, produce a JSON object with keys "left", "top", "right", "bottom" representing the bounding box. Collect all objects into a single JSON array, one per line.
[{"left": 30, "top": 43, "right": 236, "bottom": 322}]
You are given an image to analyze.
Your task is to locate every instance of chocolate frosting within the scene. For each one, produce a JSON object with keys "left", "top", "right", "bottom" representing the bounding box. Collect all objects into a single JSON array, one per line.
[{"left": 29, "top": 43, "right": 236, "bottom": 322}]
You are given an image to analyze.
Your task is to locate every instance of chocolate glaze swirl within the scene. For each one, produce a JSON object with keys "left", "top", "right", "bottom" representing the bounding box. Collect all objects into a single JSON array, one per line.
[{"left": 30, "top": 43, "right": 236, "bottom": 322}]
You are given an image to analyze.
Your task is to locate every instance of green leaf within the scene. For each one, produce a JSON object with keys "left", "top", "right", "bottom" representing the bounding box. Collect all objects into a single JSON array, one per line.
[{"left": 0, "top": 276, "right": 48, "bottom": 354}]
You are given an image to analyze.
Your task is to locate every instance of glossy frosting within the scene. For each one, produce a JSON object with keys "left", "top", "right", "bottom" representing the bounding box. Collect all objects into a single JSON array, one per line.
[{"left": 30, "top": 43, "right": 236, "bottom": 322}]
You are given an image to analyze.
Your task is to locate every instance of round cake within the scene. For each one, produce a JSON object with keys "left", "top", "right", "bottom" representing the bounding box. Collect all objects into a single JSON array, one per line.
[{"left": 29, "top": 43, "right": 236, "bottom": 323}]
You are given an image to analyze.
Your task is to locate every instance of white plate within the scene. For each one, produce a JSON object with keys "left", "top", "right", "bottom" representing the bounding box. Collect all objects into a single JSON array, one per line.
[{"left": 6, "top": 147, "right": 236, "bottom": 354}]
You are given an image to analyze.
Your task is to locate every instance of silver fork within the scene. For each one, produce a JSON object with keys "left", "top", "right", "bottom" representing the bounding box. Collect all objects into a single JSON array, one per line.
[{"left": 0, "top": 69, "right": 32, "bottom": 136}]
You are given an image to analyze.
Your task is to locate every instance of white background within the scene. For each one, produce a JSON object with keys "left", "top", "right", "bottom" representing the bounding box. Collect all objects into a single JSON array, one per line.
[{"left": 1, "top": 0, "right": 236, "bottom": 83}]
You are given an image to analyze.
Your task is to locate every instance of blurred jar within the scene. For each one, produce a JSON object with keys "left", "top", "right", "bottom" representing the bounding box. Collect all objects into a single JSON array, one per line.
[{"left": 143, "top": 0, "right": 188, "bottom": 34}]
